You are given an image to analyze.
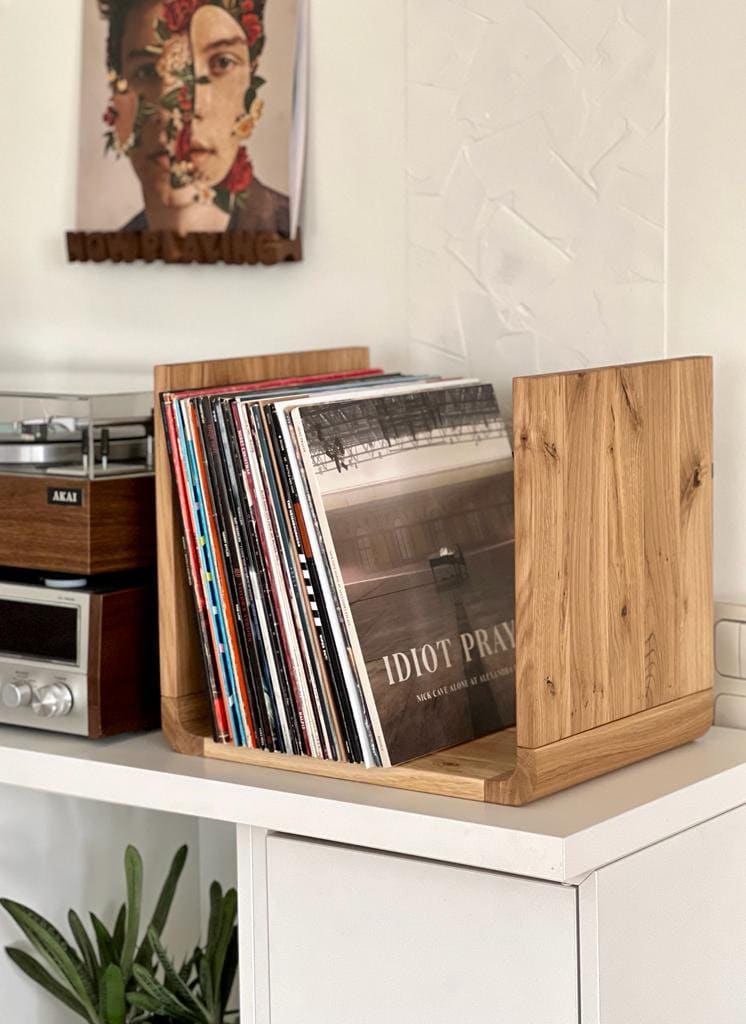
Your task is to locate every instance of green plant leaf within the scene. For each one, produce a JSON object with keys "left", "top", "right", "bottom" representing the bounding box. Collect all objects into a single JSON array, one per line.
[
  {"left": 121, "top": 845, "right": 143, "bottom": 979},
  {"left": 198, "top": 952, "right": 214, "bottom": 1014},
  {"left": 131, "top": 964, "right": 195, "bottom": 1021},
  {"left": 6, "top": 947, "right": 93, "bottom": 1022},
  {"left": 127, "top": 990, "right": 180, "bottom": 1017},
  {"left": 218, "top": 930, "right": 238, "bottom": 1016},
  {"left": 204, "top": 882, "right": 223, "bottom": 965},
  {"left": 68, "top": 910, "right": 98, "bottom": 985},
  {"left": 178, "top": 950, "right": 194, "bottom": 983},
  {"left": 252, "top": 75, "right": 266, "bottom": 91},
  {"left": 100, "top": 963, "right": 126, "bottom": 1024},
  {"left": 90, "top": 913, "right": 116, "bottom": 969},
  {"left": 159, "top": 87, "right": 183, "bottom": 111},
  {"left": 112, "top": 904, "right": 126, "bottom": 961},
  {"left": 148, "top": 927, "right": 208, "bottom": 1021},
  {"left": 0, "top": 898, "right": 97, "bottom": 1013},
  {"left": 211, "top": 889, "right": 237, "bottom": 992},
  {"left": 156, "top": 18, "right": 170, "bottom": 41},
  {"left": 135, "top": 844, "right": 188, "bottom": 969}
]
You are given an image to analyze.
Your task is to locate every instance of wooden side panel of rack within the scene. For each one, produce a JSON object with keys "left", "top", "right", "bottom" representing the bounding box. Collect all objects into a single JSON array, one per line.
[
  {"left": 513, "top": 357, "right": 714, "bottom": 750},
  {"left": 156, "top": 353, "right": 714, "bottom": 805}
]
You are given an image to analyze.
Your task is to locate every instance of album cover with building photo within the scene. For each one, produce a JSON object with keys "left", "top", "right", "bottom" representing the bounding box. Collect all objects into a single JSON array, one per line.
[
  {"left": 298, "top": 384, "right": 516, "bottom": 765},
  {"left": 76, "top": 0, "right": 307, "bottom": 240}
]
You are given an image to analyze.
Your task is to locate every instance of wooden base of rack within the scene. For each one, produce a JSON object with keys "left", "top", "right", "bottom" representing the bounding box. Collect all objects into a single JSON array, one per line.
[
  {"left": 163, "top": 689, "right": 712, "bottom": 805},
  {"left": 156, "top": 349, "right": 714, "bottom": 806}
]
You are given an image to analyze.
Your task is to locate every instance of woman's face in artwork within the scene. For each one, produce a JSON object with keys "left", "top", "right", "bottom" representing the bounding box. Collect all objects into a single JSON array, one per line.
[{"left": 116, "top": 0, "right": 254, "bottom": 208}]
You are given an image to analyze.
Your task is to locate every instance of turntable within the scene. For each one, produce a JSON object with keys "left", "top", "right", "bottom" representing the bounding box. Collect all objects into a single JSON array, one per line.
[{"left": 0, "top": 392, "right": 156, "bottom": 575}]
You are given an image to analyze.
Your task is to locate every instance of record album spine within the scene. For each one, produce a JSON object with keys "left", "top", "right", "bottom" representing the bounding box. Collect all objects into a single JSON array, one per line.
[
  {"left": 161, "top": 394, "right": 230, "bottom": 743},
  {"left": 267, "top": 404, "right": 359, "bottom": 763}
]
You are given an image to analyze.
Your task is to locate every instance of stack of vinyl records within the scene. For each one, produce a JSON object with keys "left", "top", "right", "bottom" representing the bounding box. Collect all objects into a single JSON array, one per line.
[{"left": 162, "top": 367, "right": 516, "bottom": 767}]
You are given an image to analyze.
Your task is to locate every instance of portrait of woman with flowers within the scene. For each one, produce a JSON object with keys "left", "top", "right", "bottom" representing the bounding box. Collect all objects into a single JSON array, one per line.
[{"left": 78, "top": 0, "right": 295, "bottom": 236}]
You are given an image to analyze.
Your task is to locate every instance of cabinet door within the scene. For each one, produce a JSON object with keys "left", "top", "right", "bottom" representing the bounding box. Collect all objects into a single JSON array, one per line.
[
  {"left": 581, "top": 804, "right": 746, "bottom": 1023},
  {"left": 265, "top": 834, "right": 577, "bottom": 1024}
]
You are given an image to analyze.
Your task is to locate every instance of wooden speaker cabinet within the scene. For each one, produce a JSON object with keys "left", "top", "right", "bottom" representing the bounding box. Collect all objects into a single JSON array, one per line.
[{"left": 155, "top": 349, "right": 713, "bottom": 805}]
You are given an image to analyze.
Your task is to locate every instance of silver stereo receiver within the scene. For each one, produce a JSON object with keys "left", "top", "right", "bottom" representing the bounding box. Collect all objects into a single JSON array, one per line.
[{"left": 0, "top": 574, "right": 158, "bottom": 737}]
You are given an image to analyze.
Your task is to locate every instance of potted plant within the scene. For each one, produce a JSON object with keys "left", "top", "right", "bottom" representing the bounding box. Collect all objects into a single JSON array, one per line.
[{"left": 1, "top": 845, "right": 239, "bottom": 1023}]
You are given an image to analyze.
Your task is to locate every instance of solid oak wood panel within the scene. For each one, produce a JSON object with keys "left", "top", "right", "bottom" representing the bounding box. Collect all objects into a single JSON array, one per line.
[
  {"left": 516, "top": 357, "right": 713, "bottom": 751},
  {"left": 513, "top": 373, "right": 572, "bottom": 748},
  {"left": 490, "top": 689, "right": 712, "bottom": 806},
  {"left": 607, "top": 365, "right": 645, "bottom": 721},
  {"left": 205, "top": 728, "right": 518, "bottom": 801},
  {"left": 678, "top": 359, "right": 714, "bottom": 698},
  {"left": 643, "top": 359, "right": 681, "bottom": 708},
  {"left": 566, "top": 368, "right": 611, "bottom": 734}
]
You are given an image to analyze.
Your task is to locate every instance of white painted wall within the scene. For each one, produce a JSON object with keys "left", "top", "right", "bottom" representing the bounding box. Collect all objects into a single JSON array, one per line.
[
  {"left": 405, "top": 0, "right": 667, "bottom": 418},
  {"left": 668, "top": 0, "right": 746, "bottom": 603}
]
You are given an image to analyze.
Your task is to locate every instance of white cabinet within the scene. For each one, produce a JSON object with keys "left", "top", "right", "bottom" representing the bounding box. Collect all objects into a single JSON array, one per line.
[
  {"left": 579, "top": 804, "right": 746, "bottom": 1024},
  {"left": 4, "top": 728, "right": 746, "bottom": 1023},
  {"left": 261, "top": 834, "right": 578, "bottom": 1024}
]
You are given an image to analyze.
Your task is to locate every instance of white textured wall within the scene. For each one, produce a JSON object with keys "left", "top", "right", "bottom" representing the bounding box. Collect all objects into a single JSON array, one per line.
[
  {"left": 668, "top": 0, "right": 746, "bottom": 603},
  {"left": 406, "top": 0, "right": 667, "bottom": 415}
]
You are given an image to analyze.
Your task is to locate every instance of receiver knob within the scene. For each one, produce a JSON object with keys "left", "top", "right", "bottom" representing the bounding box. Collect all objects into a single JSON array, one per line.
[
  {"left": 1, "top": 682, "right": 33, "bottom": 709},
  {"left": 31, "top": 684, "right": 73, "bottom": 718}
]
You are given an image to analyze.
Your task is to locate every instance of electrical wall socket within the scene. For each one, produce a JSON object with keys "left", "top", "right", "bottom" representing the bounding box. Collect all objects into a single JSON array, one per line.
[{"left": 714, "top": 602, "right": 746, "bottom": 729}]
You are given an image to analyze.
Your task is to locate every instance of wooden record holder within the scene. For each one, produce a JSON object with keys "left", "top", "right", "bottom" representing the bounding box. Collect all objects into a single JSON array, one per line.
[{"left": 156, "top": 349, "right": 714, "bottom": 805}]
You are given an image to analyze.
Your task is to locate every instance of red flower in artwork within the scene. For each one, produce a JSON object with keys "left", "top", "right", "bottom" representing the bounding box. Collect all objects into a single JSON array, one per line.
[
  {"left": 222, "top": 148, "right": 253, "bottom": 193},
  {"left": 175, "top": 125, "right": 192, "bottom": 162},
  {"left": 102, "top": 105, "right": 118, "bottom": 126},
  {"left": 178, "top": 85, "right": 192, "bottom": 113},
  {"left": 240, "top": 0, "right": 255, "bottom": 11},
  {"left": 240, "top": 11, "right": 262, "bottom": 46},
  {"left": 164, "top": 0, "right": 202, "bottom": 34}
]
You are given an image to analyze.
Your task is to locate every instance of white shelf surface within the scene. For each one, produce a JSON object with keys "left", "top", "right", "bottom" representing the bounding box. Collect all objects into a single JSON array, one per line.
[{"left": 1, "top": 724, "right": 746, "bottom": 882}]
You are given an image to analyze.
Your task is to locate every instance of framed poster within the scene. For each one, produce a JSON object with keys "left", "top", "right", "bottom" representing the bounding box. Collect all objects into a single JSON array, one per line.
[{"left": 69, "top": 0, "right": 307, "bottom": 264}]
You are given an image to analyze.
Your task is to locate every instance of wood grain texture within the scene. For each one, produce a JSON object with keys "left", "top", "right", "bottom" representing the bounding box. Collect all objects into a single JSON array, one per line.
[
  {"left": 678, "top": 359, "right": 714, "bottom": 699},
  {"left": 643, "top": 360, "right": 681, "bottom": 708},
  {"left": 513, "top": 374, "right": 572, "bottom": 748},
  {"left": 0, "top": 474, "right": 154, "bottom": 575},
  {"left": 155, "top": 348, "right": 371, "bottom": 708},
  {"left": 566, "top": 369, "right": 610, "bottom": 732},
  {"left": 490, "top": 689, "right": 713, "bottom": 806},
  {"left": 204, "top": 726, "right": 519, "bottom": 802},
  {"left": 607, "top": 365, "right": 645, "bottom": 720},
  {"left": 515, "top": 357, "right": 713, "bottom": 750}
]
